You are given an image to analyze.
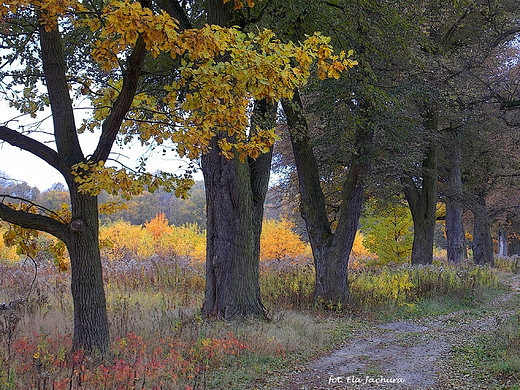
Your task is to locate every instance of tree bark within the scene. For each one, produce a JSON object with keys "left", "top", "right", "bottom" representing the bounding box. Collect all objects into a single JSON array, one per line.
[
  {"left": 403, "top": 113, "right": 439, "bottom": 265},
  {"left": 200, "top": 1, "right": 273, "bottom": 320},
  {"left": 445, "top": 196, "right": 467, "bottom": 262},
  {"left": 67, "top": 193, "right": 110, "bottom": 353},
  {"left": 444, "top": 128, "right": 467, "bottom": 263},
  {"left": 282, "top": 91, "right": 370, "bottom": 306},
  {"left": 201, "top": 138, "right": 267, "bottom": 319},
  {"left": 471, "top": 191, "right": 494, "bottom": 265}
]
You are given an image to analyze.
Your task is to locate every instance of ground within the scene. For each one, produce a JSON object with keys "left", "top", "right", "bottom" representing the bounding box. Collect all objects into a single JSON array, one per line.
[{"left": 271, "top": 274, "right": 520, "bottom": 390}]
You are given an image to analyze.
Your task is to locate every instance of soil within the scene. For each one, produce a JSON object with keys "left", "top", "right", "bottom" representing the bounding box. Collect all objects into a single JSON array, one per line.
[{"left": 272, "top": 274, "right": 520, "bottom": 390}]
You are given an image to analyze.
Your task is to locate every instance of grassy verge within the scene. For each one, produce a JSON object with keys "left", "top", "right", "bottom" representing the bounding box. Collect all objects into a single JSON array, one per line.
[{"left": 0, "top": 257, "right": 506, "bottom": 389}]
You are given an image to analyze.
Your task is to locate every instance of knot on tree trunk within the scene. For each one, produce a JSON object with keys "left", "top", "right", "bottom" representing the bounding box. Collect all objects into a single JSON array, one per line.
[{"left": 70, "top": 218, "right": 85, "bottom": 232}]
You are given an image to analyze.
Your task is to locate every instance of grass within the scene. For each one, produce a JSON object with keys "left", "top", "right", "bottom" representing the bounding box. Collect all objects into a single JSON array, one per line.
[{"left": 0, "top": 255, "right": 508, "bottom": 389}]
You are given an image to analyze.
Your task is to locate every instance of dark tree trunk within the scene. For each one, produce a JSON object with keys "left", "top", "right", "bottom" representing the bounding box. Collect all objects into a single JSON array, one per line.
[
  {"left": 444, "top": 128, "right": 467, "bottom": 263},
  {"left": 201, "top": 147, "right": 264, "bottom": 318},
  {"left": 471, "top": 192, "right": 494, "bottom": 265},
  {"left": 282, "top": 92, "right": 370, "bottom": 306},
  {"left": 200, "top": 1, "right": 273, "bottom": 320},
  {"left": 38, "top": 19, "right": 110, "bottom": 353},
  {"left": 403, "top": 113, "right": 439, "bottom": 265},
  {"left": 68, "top": 192, "right": 109, "bottom": 353},
  {"left": 201, "top": 130, "right": 270, "bottom": 319},
  {"left": 445, "top": 197, "right": 467, "bottom": 262}
]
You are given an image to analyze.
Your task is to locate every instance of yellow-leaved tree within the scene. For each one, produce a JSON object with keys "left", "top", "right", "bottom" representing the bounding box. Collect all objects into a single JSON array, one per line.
[
  {"left": 260, "top": 218, "right": 308, "bottom": 262},
  {"left": 0, "top": 0, "right": 356, "bottom": 349}
]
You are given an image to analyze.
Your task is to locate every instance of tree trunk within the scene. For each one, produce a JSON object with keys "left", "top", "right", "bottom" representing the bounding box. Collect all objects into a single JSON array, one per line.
[
  {"left": 444, "top": 128, "right": 467, "bottom": 262},
  {"left": 498, "top": 228, "right": 508, "bottom": 257},
  {"left": 445, "top": 197, "right": 467, "bottom": 262},
  {"left": 68, "top": 192, "right": 109, "bottom": 353},
  {"left": 282, "top": 92, "right": 370, "bottom": 306},
  {"left": 39, "top": 18, "right": 110, "bottom": 353},
  {"left": 472, "top": 192, "right": 494, "bottom": 265},
  {"left": 403, "top": 113, "right": 439, "bottom": 265},
  {"left": 200, "top": 1, "right": 272, "bottom": 320},
  {"left": 201, "top": 135, "right": 266, "bottom": 319}
]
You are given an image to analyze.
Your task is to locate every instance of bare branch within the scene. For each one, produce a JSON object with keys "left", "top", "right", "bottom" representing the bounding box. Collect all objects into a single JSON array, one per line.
[
  {"left": 0, "top": 126, "right": 70, "bottom": 178},
  {"left": 0, "top": 202, "right": 69, "bottom": 243}
]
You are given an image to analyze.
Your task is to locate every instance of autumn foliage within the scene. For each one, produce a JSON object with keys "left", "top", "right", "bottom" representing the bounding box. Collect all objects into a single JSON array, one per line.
[
  {"left": 99, "top": 214, "right": 309, "bottom": 264},
  {"left": 260, "top": 218, "right": 308, "bottom": 261}
]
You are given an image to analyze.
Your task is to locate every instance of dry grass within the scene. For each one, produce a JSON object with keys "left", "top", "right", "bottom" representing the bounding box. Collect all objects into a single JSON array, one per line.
[{"left": 0, "top": 255, "right": 504, "bottom": 389}]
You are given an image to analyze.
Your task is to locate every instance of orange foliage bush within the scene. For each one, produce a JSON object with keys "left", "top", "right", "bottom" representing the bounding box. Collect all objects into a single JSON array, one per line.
[
  {"left": 100, "top": 221, "right": 154, "bottom": 260},
  {"left": 101, "top": 215, "right": 311, "bottom": 264},
  {"left": 101, "top": 214, "right": 206, "bottom": 263},
  {"left": 260, "top": 218, "right": 309, "bottom": 262}
]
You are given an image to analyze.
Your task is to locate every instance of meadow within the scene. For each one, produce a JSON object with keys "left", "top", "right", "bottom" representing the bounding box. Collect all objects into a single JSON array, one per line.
[{"left": 0, "top": 218, "right": 514, "bottom": 389}]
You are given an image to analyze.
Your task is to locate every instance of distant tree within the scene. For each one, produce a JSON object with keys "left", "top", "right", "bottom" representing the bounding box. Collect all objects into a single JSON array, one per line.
[
  {"left": 360, "top": 198, "right": 413, "bottom": 265},
  {"left": 260, "top": 218, "right": 307, "bottom": 262}
]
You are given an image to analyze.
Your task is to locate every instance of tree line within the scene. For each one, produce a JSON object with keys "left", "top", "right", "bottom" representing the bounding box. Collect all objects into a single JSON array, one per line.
[{"left": 1, "top": 0, "right": 520, "bottom": 354}]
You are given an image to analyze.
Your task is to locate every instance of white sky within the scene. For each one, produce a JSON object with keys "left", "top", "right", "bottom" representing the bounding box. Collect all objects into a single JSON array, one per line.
[{"left": 0, "top": 107, "right": 201, "bottom": 191}]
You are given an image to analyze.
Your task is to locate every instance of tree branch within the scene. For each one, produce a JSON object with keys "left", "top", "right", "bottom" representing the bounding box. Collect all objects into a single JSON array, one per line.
[
  {"left": 489, "top": 26, "right": 520, "bottom": 49},
  {"left": 0, "top": 202, "right": 69, "bottom": 244},
  {"left": 156, "top": 0, "right": 192, "bottom": 30},
  {"left": 91, "top": 34, "right": 148, "bottom": 163},
  {"left": 0, "top": 125, "right": 70, "bottom": 178}
]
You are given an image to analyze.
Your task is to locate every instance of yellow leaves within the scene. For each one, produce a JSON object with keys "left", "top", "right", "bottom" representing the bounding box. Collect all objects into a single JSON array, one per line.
[
  {"left": 1, "top": 0, "right": 86, "bottom": 31},
  {"left": 0, "top": 0, "right": 30, "bottom": 19},
  {"left": 86, "top": 0, "right": 179, "bottom": 70},
  {"left": 71, "top": 161, "right": 195, "bottom": 200},
  {"left": 99, "top": 200, "right": 128, "bottom": 215},
  {"left": 49, "top": 239, "right": 69, "bottom": 272},
  {"left": 2, "top": 222, "right": 39, "bottom": 258},
  {"left": 160, "top": 27, "right": 356, "bottom": 161},
  {"left": 100, "top": 218, "right": 206, "bottom": 263},
  {"left": 260, "top": 218, "right": 308, "bottom": 262},
  {"left": 7, "top": 0, "right": 357, "bottom": 186}
]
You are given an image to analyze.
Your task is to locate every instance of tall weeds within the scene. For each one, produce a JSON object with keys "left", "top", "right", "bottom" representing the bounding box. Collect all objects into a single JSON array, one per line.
[{"left": 0, "top": 254, "right": 503, "bottom": 389}]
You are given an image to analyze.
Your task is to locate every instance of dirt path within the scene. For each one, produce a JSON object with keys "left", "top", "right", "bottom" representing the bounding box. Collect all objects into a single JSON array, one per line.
[{"left": 274, "top": 274, "right": 520, "bottom": 390}]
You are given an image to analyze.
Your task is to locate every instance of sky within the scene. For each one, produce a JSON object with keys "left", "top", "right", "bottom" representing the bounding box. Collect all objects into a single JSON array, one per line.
[
  {"left": 0, "top": 108, "right": 201, "bottom": 191},
  {"left": 0, "top": 138, "right": 199, "bottom": 191}
]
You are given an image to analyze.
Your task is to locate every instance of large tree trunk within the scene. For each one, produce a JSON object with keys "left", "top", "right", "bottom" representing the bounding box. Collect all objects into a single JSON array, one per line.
[
  {"left": 201, "top": 100, "right": 274, "bottom": 319},
  {"left": 471, "top": 192, "right": 494, "bottom": 265},
  {"left": 201, "top": 134, "right": 267, "bottom": 319},
  {"left": 200, "top": 1, "right": 273, "bottom": 320},
  {"left": 444, "top": 128, "right": 467, "bottom": 263},
  {"left": 39, "top": 19, "right": 110, "bottom": 353},
  {"left": 445, "top": 196, "right": 467, "bottom": 262},
  {"left": 282, "top": 92, "right": 370, "bottom": 305},
  {"left": 68, "top": 192, "right": 109, "bottom": 353},
  {"left": 403, "top": 113, "right": 439, "bottom": 265}
]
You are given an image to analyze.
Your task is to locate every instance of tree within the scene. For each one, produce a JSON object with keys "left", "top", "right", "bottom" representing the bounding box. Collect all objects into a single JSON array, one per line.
[
  {"left": 402, "top": 127, "right": 439, "bottom": 265},
  {"left": 0, "top": 0, "right": 356, "bottom": 349},
  {"left": 360, "top": 198, "right": 413, "bottom": 265},
  {"left": 166, "top": 0, "right": 356, "bottom": 319},
  {"left": 273, "top": 0, "right": 425, "bottom": 304},
  {"left": 0, "top": 0, "right": 153, "bottom": 353},
  {"left": 441, "top": 126, "right": 467, "bottom": 263}
]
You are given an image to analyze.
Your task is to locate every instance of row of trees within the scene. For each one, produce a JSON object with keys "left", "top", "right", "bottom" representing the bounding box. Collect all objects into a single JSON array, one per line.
[{"left": 1, "top": 0, "right": 520, "bottom": 354}]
